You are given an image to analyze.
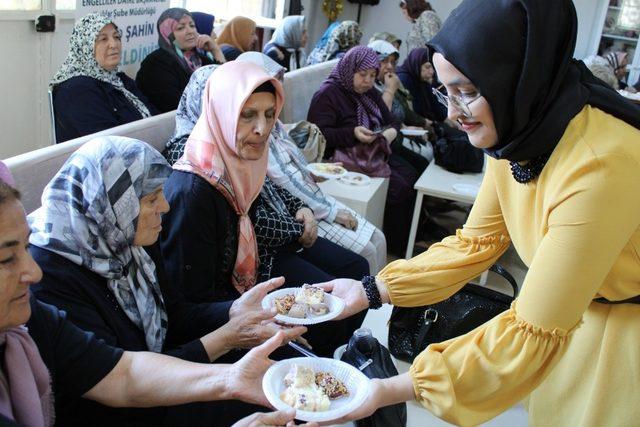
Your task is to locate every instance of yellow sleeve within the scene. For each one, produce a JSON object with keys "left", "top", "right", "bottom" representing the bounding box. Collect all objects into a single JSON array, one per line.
[
  {"left": 409, "top": 152, "right": 640, "bottom": 426},
  {"left": 378, "top": 159, "right": 511, "bottom": 307}
]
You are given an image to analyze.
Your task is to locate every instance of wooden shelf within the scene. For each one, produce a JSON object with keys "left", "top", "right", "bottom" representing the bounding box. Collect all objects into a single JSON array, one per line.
[{"left": 601, "top": 33, "right": 639, "bottom": 42}]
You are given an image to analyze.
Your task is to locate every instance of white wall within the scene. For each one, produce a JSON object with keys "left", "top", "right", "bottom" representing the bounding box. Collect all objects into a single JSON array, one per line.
[
  {"left": 0, "top": 0, "right": 605, "bottom": 159},
  {"left": 0, "top": 16, "right": 74, "bottom": 158}
]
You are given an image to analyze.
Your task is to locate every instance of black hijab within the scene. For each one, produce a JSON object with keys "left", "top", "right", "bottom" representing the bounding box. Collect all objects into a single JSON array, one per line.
[
  {"left": 428, "top": 0, "right": 640, "bottom": 162},
  {"left": 396, "top": 47, "right": 447, "bottom": 122}
]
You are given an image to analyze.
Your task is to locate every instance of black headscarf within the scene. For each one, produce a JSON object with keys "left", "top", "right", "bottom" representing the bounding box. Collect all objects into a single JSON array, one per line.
[{"left": 428, "top": 0, "right": 640, "bottom": 162}]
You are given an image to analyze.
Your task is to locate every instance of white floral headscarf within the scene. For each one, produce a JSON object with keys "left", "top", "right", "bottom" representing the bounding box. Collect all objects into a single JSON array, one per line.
[{"left": 51, "top": 13, "right": 150, "bottom": 118}]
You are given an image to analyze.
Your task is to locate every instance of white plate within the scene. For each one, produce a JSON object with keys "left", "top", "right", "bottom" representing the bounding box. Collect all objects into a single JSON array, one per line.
[
  {"left": 262, "top": 357, "right": 370, "bottom": 423},
  {"left": 261, "top": 287, "right": 345, "bottom": 325},
  {"left": 339, "top": 171, "right": 371, "bottom": 186},
  {"left": 306, "top": 163, "right": 348, "bottom": 179},
  {"left": 452, "top": 183, "right": 480, "bottom": 197},
  {"left": 401, "top": 128, "right": 429, "bottom": 137}
]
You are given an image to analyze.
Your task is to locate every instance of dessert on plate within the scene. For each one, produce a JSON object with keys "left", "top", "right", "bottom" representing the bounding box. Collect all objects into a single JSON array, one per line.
[
  {"left": 280, "top": 364, "right": 349, "bottom": 412},
  {"left": 274, "top": 284, "right": 330, "bottom": 318}
]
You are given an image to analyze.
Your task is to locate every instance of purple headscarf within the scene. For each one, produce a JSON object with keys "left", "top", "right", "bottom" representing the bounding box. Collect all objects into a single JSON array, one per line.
[
  {"left": 396, "top": 47, "right": 446, "bottom": 121},
  {"left": 328, "top": 46, "right": 383, "bottom": 129},
  {"left": 397, "top": 47, "right": 430, "bottom": 83}
]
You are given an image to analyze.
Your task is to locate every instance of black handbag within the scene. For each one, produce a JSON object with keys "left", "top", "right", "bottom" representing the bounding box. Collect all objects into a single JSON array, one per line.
[
  {"left": 340, "top": 331, "right": 407, "bottom": 427},
  {"left": 430, "top": 122, "right": 484, "bottom": 174},
  {"left": 388, "top": 264, "right": 519, "bottom": 363}
]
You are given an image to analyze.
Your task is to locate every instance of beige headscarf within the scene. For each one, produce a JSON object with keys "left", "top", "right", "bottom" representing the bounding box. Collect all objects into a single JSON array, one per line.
[{"left": 217, "top": 17, "right": 257, "bottom": 52}]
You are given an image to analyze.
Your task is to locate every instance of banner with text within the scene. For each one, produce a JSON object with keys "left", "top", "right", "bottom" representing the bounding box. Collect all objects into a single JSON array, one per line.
[{"left": 76, "top": 0, "right": 170, "bottom": 77}]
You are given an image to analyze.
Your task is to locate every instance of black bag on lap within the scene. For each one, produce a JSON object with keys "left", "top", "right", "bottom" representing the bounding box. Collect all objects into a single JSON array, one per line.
[
  {"left": 388, "top": 264, "right": 519, "bottom": 363},
  {"left": 431, "top": 122, "right": 485, "bottom": 174},
  {"left": 340, "top": 330, "right": 407, "bottom": 427}
]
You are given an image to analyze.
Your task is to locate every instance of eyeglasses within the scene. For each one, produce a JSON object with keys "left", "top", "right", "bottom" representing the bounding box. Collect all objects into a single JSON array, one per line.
[{"left": 432, "top": 85, "right": 482, "bottom": 118}]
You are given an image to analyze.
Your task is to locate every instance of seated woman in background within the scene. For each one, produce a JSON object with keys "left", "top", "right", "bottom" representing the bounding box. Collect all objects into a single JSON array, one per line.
[
  {"left": 368, "top": 40, "right": 431, "bottom": 173},
  {"left": 161, "top": 61, "right": 368, "bottom": 357},
  {"left": 307, "top": 46, "right": 420, "bottom": 256},
  {"left": 263, "top": 15, "right": 308, "bottom": 72},
  {"left": 136, "top": 8, "right": 221, "bottom": 112},
  {"left": 240, "top": 52, "right": 387, "bottom": 274},
  {"left": 604, "top": 50, "right": 635, "bottom": 92},
  {"left": 50, "top": 13, "right": 156, "bottom": 143},
  {"left": 369, "top": 40, "right": 432, "bottom": 131},
  {"left": 583, "top": 54, "right": 620, "bottom": 89},
  {"left": 306, "top": 20, "right": 362, "bottom": 65},
  {"left": 190, "top": 11, "right": 227, "bottom": 64},
  {"left": 0, "top": 174, "right": 304, "bottom": 427},
  {"left": 399, "top": 0, "right": 442, "bottom": 53},
  {"left": 369, "top": 31, "right": 402, "bottom": 51},
  {"left": 217, "top": 16, "right": 258, "bottom": 61},
  {"left": 28, "top": 136, "right": 305, "bottom": 426},
  {"left": 396, "top": 47, "right": 447, "bottom": 123}
]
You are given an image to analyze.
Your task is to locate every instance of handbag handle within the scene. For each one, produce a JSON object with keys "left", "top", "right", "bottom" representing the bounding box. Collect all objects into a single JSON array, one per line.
[
  {"left": 488, "top": 264, "right": 519, "bottom": 297},
  {"left": 415, "top": 308, "right": 438, "bottom": 350}
]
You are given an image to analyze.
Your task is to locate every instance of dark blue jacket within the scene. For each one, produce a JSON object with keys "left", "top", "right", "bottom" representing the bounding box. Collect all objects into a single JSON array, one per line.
[
  {"left": 220, "top": 44, "right": 243, "bottom": 61},
  {"left": 53, "top": 73, "right": 158, "bottom": 143},
  {"left": 136, "top": 48, "right": 215, "bottom": 113},
  {"left": 263, "top": 42, "right": 301, "bottom": 71}
]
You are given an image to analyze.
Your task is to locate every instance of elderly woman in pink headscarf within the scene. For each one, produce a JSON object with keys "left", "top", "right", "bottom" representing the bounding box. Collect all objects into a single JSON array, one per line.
[
  {"left": 161, "top": 61, "right": 368, "bottom": 357},
  {"left": 307, "top": 46, "right": 420, "bottom": 256}
]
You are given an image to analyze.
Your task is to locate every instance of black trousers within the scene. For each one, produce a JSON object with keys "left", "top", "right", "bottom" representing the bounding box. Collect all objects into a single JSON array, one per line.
[{"left": 271, "top": 237, "right": 369, "bottom": 357}]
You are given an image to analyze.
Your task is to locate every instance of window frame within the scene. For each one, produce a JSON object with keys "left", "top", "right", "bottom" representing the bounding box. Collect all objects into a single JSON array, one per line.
[{"left": 0, "top": 0, "right": 74, "bottom": 21}]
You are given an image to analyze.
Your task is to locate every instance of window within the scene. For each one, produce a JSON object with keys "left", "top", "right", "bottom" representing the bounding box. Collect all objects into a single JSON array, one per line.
[
  {"left": 619, "top": 0, "right": 640, "bottom": 30},
  {"left": 56, "top": 0, "right": 75, "bottom": 10},
  {"left": 0, "top": 0, "right": 42, "bottom": 10},
  {"left": 178, "top": 0, "right": 286, "bottom": 28}
]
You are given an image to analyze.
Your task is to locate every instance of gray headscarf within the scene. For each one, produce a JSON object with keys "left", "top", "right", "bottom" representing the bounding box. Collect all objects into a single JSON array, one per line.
[
  {"left": 164, "top": 64, "right": 220, "bottom": 165},
  {"left": 29, "top": 136, "right": 171, "bottom": 352},
  {"left": 269, "top": 15, "right": 307, "bottom": 71},
  {"left": 51, "top": 13, "right": 150, "bottom": 118}
]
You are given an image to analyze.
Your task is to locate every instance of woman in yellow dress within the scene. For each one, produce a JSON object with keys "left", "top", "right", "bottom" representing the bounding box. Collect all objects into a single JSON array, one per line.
[{"left": 322, "top": 0, "right": 640, "bottom": 425}]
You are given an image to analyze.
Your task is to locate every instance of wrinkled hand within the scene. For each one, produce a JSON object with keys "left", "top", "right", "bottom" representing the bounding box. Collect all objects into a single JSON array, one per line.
[
  {"left": 354, "top": 126, "right": 377, "bottom": 144},
  {"left": 225, "top": 333, "right": 284, "bottom": 407},
  {"left": 225, "top": 278, "right": 307, "bottom": 349},
  {"left": 233, "top": 408, "right": 319, "bottom": 427},
  {"left": 296, "top": 207, "right": 317, "bottom": 248},
  {"left": 334, "top": 209, "right": 358, "bottom": 231},
  {"left": 314, "top": 278, "right": 369, "bottom": 320},
  {"left": 384, "top": 72, "right": 401, "bottom": 93}
]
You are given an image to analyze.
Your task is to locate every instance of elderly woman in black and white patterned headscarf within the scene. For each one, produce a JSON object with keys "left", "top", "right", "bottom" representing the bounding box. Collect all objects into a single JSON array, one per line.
[
  {"left": 26, "top": 135, "right": 306, "bottom": 425},
  {"left": 50, "top": 13, "right": 157, "bottom": 143}
]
